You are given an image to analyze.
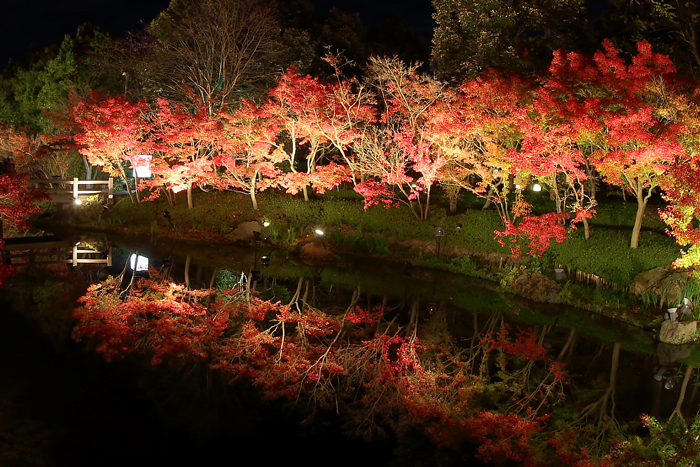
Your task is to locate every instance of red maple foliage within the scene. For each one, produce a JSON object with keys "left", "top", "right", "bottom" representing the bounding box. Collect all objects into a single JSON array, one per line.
[
  {"left": 72, "top": 92, "right": 150, "bottom": 204},
  {"left": 494, "top": 212, "right": 569, "bottom": 257},
  {"left": 145, "top": 99, "right": 224, "bottom": 208}
]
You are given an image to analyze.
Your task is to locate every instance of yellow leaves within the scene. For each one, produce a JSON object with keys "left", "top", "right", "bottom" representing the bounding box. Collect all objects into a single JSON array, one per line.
[{"left": 512, "top": 198, "right": 532, "bottom": 219}]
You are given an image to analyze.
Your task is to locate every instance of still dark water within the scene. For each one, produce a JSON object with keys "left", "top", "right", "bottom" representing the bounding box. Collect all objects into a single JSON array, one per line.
[{"left": 1, "top": 231, "right": 698, "bottom": 466}]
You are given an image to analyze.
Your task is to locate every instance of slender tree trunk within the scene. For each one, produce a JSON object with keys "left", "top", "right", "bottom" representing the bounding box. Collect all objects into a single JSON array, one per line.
[
  {"left": 83, "top": 156, "right": 93, "bottom": 180},
  {"left": 482, "top": 186, "right": 495, "bottom": 211},
  {"left": 630, "top": 192, "right": 648, "bottom": 249},
  {"left": 423, "top": 188, "right": 431, "bottom": 220},
  {"left": 557, "top": 329, "right": 576, "bottom": 361},
  {"left": 670, "top": 365, "right": 694, "bottom": 422},
  {"left": 250, "top": 188, "right": 258, "bottom": 211},
  {"left": 120, "top": 167, "right": 136, "bottom": 204},
  {"left": 250, "top": 172, "right": 259, "bottom": 211},
  {"left": 184, "top": 255, "right": 191, "bottom": 289},
  {"left": 134, "top": 174, "right": 141, "bottom": 204},
  {"left": 583, "top": 217, "right": 590, "bottom": 240},
  {"left": 187, "top": 184, "right": 193, "bottom": 209},
  {"left": 449, "top": 189, "right": 458, "bottom": 214},
  {"left": 586, "top": 162, "right": 597, "bottom": 201}
]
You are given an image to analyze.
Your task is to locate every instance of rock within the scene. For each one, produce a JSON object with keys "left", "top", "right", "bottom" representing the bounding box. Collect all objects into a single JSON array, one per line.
[
  {"left": 228, "top": 221, "right": 261, "bottom": 242},
  {"left": 659, "top": 272, "right": 690, "bottom": 306},
  {"left": 300, "top": 241, "right": 336, "bottom": 261},
  {"left": 629, "top": 266, "right": 668, "bottom": 295},
  {"left": 629, "top": 266, "right": 689, "bottom": 307},
  {"left": 659, "top": 320, "right": 698, "bottom": 345},
  {"left": 512, "top": 271, "right": 562, "bottom": 304},
  {"left": 657, "top": 342, "right": 693, "bottom": 364}
]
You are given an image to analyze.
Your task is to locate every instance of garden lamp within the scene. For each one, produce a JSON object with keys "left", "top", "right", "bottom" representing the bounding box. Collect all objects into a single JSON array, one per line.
[{"left": 434, "top": 226, "right": 444, "bottom": 257}]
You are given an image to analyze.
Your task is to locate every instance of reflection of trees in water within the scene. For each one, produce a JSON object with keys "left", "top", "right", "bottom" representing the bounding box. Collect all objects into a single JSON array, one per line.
[
  {"left": 71, "top": 271, "right": 571, "bottom": 464},
  {"left": 577, "top": 342, "right": 621, "bottom": 442},
  {"left": 670, "top": 365, "right": 695, "bottom": 423}
]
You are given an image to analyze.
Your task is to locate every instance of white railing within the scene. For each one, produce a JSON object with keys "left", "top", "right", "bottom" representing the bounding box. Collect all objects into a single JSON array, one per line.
[{"left": 30, "top": 177, "right": 114, "bottom": 204}]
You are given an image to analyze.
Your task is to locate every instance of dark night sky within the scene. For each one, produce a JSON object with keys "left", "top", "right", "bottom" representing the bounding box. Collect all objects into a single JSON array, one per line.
[{"left": 1, "top": 0, "right": 436, "bottom": 71}]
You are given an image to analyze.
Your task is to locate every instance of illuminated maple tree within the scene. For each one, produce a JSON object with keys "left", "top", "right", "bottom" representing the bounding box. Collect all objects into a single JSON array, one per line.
[
  {"left": 146, "top": 99, "right": 224, "bottom": 208},
  {"left": 0, "top": 124, "right": 78, "bottom": 180},
  {"left": 429, "top": 70, "right": 531, "bottom": 224},
  {"left": 548, "top": 40, "right": 686, "bottom": 248},
  {"left": 72, "top": 92, "right": 149, "bottom": 204},
  {"left": 216, "top": 100, "right": 281, "bottom": 211},
  {"left": 353, "top": 57, "right": 445, "bottom": 220},
  {"left": 263, "top": 67, "right": 351, "bottom": 200}
]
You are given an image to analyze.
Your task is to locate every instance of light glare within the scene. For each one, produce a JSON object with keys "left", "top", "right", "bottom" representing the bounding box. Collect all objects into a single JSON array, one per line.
[{"left": 130, "top": 254, "right": 149, "bottom": 272}]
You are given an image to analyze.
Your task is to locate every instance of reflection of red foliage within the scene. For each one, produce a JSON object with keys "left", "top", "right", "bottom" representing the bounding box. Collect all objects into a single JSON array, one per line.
[
  {"left": 485, "top": 324, "right": 548, "bottom": 361},
  {"left": 0, "top": 243, "right": 15, "bottom": 287},
  {"left": 0, "top": 173, "right": 48, "bottom": 286},
  {"left": 494, "top": 212, "right": 569, "bottom": 257},
  {"left": 72, "top": 275, "right": 229, "bottom": 364},
  {"left": 73, "top": 275, "right": 571, "bottom": 465}
]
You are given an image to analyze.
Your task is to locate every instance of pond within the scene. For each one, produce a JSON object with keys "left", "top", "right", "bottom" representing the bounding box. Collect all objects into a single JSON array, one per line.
[{"left": 1, "top": 230, "right": 699, "bottom": 466}]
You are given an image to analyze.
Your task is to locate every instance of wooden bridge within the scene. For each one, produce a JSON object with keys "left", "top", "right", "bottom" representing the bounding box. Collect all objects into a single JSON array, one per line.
[
  {"left": 2, "top": 236, "right": 112, "bottom": 267},
  {"left": 30, "top": 177, "right": 115, "bottom": 205}
]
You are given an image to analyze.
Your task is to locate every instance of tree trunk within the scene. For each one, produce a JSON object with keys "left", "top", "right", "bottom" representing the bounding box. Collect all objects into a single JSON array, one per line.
[
  {"left": 187, "top": 184, "right": 193, "bottom": 209},
  {"left": 630, "top": 193, "right": 648, "bottom": 249},
  {"left": 423, "top": 188, "right": 431, "bottom": 220},
  {"left": 120, "top": 168, "right": 136, "bottom": 204},
  {"left": 134, "top": 174, "right": 141, "bottom": 204},
  {"left": 250, "top": 171, "right": 259, "bottom": 211},
  {"left": 670, "top": 365, "right": 694, "bottom": 422},
  {"left": 184, "top": 255, "right": 191, "bottom": 289},
  {"left": 250, "top": 188, "right": 258, "bottom": 211},
  {"left": 583, "top": 217, "right": 590, "bottom": 240},
  {"left": 83, "top": 156, "right": 93, "bottom": 180},
  {"left": 586, "top": 162, "right": 597, "bottom": 201},
  {"left": 482, "top": 186, "right": 495, "bottom": 211}
]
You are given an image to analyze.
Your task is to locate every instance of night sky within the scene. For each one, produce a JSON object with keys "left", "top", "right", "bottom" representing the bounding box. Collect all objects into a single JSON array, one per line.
[{"left": 2, "top": 0, "right": 436, "bottom": 71}]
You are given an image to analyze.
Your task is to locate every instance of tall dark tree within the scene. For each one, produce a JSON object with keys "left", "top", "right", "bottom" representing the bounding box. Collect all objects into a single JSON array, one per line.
[
  {"left": 431, "top": 0, "right": 588, "bottom": 78},
  {"left": 595, "top": 0, "right": 700, "bottom": 79},
  {"left": 149, "top": 0, "right": 285, "bottom": 113}
]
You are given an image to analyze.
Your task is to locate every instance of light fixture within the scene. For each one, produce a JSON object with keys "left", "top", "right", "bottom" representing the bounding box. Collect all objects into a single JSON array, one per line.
[
  {"left": 554, "top": 268, "right": 565, "bottom": 281},
  {"left": 133, "top": 154, "right": 152, "bottom": 178},
  {"left": 533, "top": 183, "right": 541, "bottom": 192},
  {"left": 434, "top": 226, "right": 445, "bottom": 257},
  {"left": 515, "top": 184, "right": 521, "bottom": 190},
  {"left": 262, "top": 220, "right": 271, "bottom": 228},
  {"left": 74, "top": 198, "right": 82, "bottom": 205},
  {"left": 130, "top": 254, "right": 149, "bottom": 272},
  {"left": 314, "top": 229, "right": 324, "bottom": 236}
]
